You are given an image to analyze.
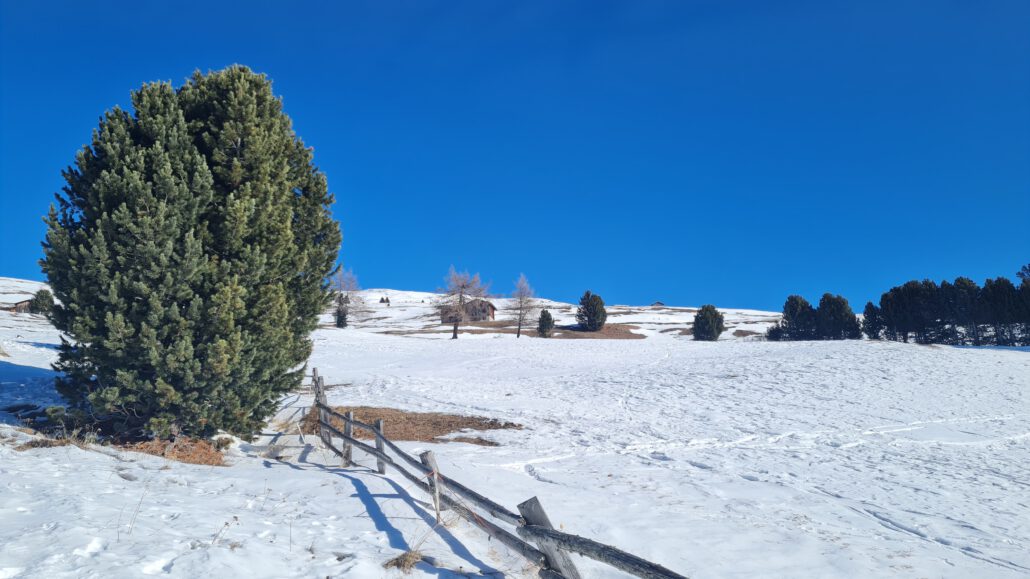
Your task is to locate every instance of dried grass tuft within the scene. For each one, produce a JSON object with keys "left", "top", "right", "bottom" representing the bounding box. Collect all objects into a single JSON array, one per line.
[
  {"left": 127, "top": 437, "right": 225, "bottom": 466},
  {"left": 383, "top": 550, "right": 424, "bottom": 573},
  {"left": 14, "top": 437, "right": 73, "bottom": 451}
]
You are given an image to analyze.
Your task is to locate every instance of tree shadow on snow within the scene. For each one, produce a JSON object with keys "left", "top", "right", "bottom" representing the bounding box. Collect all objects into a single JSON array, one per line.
[{"left": 264, "top": 448, "right": 501, "bottom": 576}]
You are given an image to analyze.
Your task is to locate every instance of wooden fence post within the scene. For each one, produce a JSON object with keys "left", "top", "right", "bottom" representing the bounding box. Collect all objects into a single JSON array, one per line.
[
  {"left": 342, "top": 411, "right": 354, "bottom": 467},
  {"left": 314, "top": 373, "right": 329, "bottom": 447},
  {"left": 375, "top": 419, "right": 386, "bottom": 474},
  {"left": 420, "top": 451, "right": 444, "bottom": 524},
  {"left": 518, "top": 497, "right": 582, "bottom": 579}
]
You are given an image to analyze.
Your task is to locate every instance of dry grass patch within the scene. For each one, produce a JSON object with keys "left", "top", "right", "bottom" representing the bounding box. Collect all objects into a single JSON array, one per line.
[
  {"left": 552, "top": 323, "right": 646, "bottom": 340},
  {"left": 301, "top": 406, "right": 520, "bottom": 446},
  {"left": 14, "top": 437, "right": 73, "bottom": 451},
  {"left": 383, "top": 550, "right": 424, "bottom": 573},
  {"left": 126, "top": 437, "right": 225, "bottom": 466},
  {"left": 733, "top": 329, "right": 762, "bottom": 337}
]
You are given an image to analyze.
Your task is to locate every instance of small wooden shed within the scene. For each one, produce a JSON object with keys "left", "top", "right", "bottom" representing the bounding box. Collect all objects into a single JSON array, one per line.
[
  {"left": 6, "top": 300, "right": 32, "bottom": 314},
  {"left": 440, "top": 299, "right": 496, "bottom": 323}
]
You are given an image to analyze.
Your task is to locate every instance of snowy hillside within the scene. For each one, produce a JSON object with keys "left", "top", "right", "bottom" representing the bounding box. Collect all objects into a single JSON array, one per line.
[
  {"left": 337, "top": 288, "right": 779, "bottom": 339},
  {"left": 2, "top": 277, "right": 1029, "bottom": 578}
]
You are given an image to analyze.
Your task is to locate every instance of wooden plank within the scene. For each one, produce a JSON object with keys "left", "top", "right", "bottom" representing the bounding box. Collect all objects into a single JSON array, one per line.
[
  {"left": 374, "top": 419, "right": 386, "bottom": 474},
  {"left": 342, "top": 411, "right": 353, "bottom": 467},
  {"left": 375, "top": 434, "right": 524, "bottom": 527},
  {"left": 420, "top": 451, "right": 444, "bottom": 523},
  {"left": 315, "top": 376, "right": 328, "bottom": 447},
  {"left": 318, "top": 421, "right": 547, "bottom": 567},
  {"left": 316, "top": 407, "right": 524, "bottom": 526},
  {"left": 518, "top": 497, "right": 582, "bottom": 579},
  {"left": 517, "top": 524, "right": 688, "bottom": 579}
]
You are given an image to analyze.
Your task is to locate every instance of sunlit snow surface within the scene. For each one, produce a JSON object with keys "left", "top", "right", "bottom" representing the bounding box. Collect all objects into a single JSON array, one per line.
[{"left": 1, "top": 278, "right": 1028, "bottom": 578}]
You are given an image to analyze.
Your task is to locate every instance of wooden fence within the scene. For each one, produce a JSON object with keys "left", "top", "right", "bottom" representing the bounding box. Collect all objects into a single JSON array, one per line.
[{"left": 311, "top": 369, "right": 687, "bottom": 579}]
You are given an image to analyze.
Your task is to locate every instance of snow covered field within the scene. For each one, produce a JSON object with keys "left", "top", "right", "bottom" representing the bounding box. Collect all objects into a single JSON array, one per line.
[{"left": 2, "top": 278, "right": 1029, "bottom": 578}]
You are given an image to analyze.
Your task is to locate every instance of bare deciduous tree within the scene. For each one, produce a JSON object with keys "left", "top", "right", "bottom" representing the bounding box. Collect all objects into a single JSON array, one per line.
[
  {"left": 439, "top": 266, "right": 489, "bottom": 340},
  {"left": 333, "top": 268, "right": 362, "bottom": 328},
  {"left": 508, "top": 273, "right": 537, "bottom": 338}
]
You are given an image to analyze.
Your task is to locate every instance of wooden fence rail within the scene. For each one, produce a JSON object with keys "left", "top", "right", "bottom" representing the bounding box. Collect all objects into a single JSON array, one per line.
[{"left": 311, "top": 371, "right": 687, "bottom": 579}]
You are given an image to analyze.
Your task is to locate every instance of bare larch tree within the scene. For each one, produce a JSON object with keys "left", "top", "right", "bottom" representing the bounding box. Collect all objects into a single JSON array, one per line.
[
  {"left": 333, "top": 268, "right": 361, "bottom": 328},
  {"left": 439, "top": 266, "right": 489, "bottom": 339},
  {"left": 508, "top": 273, "right": 537, "bottom": 338}
]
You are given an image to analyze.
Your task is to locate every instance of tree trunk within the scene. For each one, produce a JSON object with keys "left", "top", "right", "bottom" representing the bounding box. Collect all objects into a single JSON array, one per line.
[
  {"left": 452, "top": 321, "right": 459, "bottom": 339},
  {"left": 517, "top": 320, "right": 522, "bottom": 338}
]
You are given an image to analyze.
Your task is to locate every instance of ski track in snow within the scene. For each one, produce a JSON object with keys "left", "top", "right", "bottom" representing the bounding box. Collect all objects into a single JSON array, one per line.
[{"left": 1, "top": 278, "right": 1029, "bottom": 577}]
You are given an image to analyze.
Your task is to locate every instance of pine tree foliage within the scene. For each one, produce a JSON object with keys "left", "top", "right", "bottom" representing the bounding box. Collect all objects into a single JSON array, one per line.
[
  {"left": 865, "top": 267, "right": 1030, "bottom": 346},
  {"left": 29, "top": 289, "right": 55, "bottom": 315},
  {"left": 861, "top": 301, "right": 883, "bottom": 340},
  {"left": 41, "top": 67, "right": 341, "bottom": 439},
  {"left": 575, "top": 290, "right": 607, "bottom": 332},
  {"left": 692, "top": 304, "right": 725, "bottom": 341},
  {"left": 767, "top": 294, "right": 860, "bottom": 341},
  {"left": 537, "top": 309, "right": 555, "bottom": 338},
  {"left": 816, "top": 294, "right": 862, "bottom": 340},
  {"left": 767, "top": 295, "right": 817, "bottom": 341}
]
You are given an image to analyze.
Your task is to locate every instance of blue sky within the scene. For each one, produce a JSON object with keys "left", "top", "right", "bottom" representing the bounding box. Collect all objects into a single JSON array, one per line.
[{"left": 1, "top": 1, "right": 1028, "bottom": 310}]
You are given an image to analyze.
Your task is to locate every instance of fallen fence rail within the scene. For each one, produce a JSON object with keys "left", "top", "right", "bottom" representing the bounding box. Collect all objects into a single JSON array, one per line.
[{"left": 311, "top": 369, "right": 687, "bottom": 579}]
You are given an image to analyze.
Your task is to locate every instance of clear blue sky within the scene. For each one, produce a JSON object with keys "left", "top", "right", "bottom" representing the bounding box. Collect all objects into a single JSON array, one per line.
[{"left": 2, "top": 1, "right": 1028, "bottom": 310}]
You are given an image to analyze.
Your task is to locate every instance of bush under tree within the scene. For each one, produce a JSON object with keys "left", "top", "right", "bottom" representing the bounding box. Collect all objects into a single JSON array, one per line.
[
  {"left": 41, "top": 66, "right": 341, "bottom": 439},
  {"left": 537, "top": 309, "right": 554, "bottom": 338},
  {"left": 28, "top": 289, "right": 54, "bottom": 315},
  {"left": 575, "top": 290, "right": 607, "bottom": 332},
  {"left": 692, "top": 304, "right": 725, "bottom": 341}
]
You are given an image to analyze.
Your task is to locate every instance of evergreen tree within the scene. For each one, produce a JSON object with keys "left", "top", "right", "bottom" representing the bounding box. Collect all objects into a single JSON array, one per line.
[
  {"left": 776, "top": 295, "right": 817, "bottom": 340},
  {"left": 815, "top": 294, "right": 861, "bottom": 340},
  {"left": 28, "top": 289, "right": 54, "bottom": 315},
  {"left": 1019, "top": 278, "right": 1030, "bottom": 346},
  {"left": 575, "top": 290, "right": 607, "bottom": 331},
  {"left": 861, "top": 301, "right": 883, "bottom": 340},
  {"left": 41, "top": 68, "right": 340, "bottom": 439},
  {"left": 1018, "top": 263, "right": 1030, "bottom": 284},
  {"left": 335, "top": 294, "right": 349, "bottom": 328},
  {"left": 692, "top": 305, "right": 725, "bottom": 341},
  {"left": 951, "top": 277, "right": 981, "bottom": 345},
  {"left": 537, "top": 309, "right": 555, "bottom": 338},
  {"left": 980, "top": 277, "right": 1019, "bottom": 345}
]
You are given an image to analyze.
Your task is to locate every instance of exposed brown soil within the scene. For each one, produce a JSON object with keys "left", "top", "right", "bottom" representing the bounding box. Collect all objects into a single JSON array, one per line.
[
  {"left": 659, "top": 326, "right": 694, "bottom": 336},
  {"left": 733, "top": 329, "right": 762, "bottom": 337},
  {"left": 301, "top": 405, "right": 521, "bottom": 446},
  {"left": 552, "top": 323, "right": 646, "bottom": 340},
  {"left": 126, "top": 438, "right": 225, "bottom": 466}
]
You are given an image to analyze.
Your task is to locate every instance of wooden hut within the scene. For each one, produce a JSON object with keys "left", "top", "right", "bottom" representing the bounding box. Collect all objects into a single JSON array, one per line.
[{"left": 440, "top": 299, "right": 496, "bottom": 323}]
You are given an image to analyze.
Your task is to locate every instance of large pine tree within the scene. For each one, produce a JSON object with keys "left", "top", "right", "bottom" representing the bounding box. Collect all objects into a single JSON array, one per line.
[
  {"left": 692, "top": 305, "right": 725, "bottom": 341},
  {"left": 815, "top": 294, "right": 861, "bottom": 340},
  {"left": 42, "top": 67, "right": 340, "bottom": 439},
  {"left": 575, "top": 290, "right": 607, "bottom": 331}
]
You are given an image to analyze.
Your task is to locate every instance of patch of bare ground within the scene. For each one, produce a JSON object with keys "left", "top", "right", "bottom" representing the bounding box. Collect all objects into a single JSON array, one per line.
[
  {"left": 125, "top": 438, "right": 225, "bottom": 466},
  {"left": 659, "top": 326, "right": 693, "bottom": 336},
  {"left": 553, "top": 323, "right": 645, "bottom": 340},
  {"left": 733, "top": 329, "right": 762, "bottom": 337},
  {"left": 301, "top": 406, "right": 520, "bottom": 446}
]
